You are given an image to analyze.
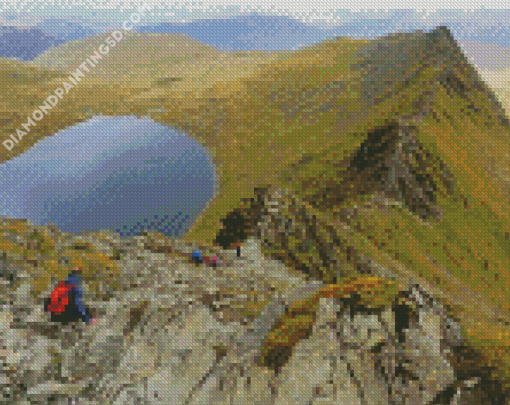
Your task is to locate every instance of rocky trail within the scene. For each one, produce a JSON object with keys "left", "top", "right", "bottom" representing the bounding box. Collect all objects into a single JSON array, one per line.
[{"left": 1, "top": 224, "right": 508, "bottom": 404}]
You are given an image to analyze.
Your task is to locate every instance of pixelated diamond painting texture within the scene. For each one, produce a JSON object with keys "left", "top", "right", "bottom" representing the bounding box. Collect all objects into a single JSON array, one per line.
[{"left": 0, "top": 3, "right": 510, "bottom": 404}]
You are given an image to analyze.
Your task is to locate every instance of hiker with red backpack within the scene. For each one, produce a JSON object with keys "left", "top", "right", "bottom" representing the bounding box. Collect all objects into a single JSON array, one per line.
[{"left": 44, "top": 267, "right": 97, "bottom": 325}]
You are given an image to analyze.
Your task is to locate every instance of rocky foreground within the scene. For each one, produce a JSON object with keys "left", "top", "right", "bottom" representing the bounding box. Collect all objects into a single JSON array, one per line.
[{"left": 1, "top": 221, "right": 508, "bottom": 404}]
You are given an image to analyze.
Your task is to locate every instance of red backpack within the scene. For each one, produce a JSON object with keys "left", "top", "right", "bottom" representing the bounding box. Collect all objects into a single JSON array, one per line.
[{"left": 46, "top": 281, "right": 74, "bottom": 315}]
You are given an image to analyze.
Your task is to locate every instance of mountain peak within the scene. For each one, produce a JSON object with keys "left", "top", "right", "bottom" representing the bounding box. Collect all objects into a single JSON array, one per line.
[
  {"left": 432, "top": 25, "right": 454, "bottom": 39},
  {"left": 352, "top": 26, "right": 509, "bottom": 128}
]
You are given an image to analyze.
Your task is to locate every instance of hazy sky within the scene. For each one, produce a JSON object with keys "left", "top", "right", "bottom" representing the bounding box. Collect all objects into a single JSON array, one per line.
[{"left": 1, "top": 2, "right": 509, "bottom": 28}]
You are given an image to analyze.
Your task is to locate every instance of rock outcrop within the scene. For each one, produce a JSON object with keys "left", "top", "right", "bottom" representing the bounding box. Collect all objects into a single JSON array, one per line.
[
  {"left": 215, "top": 184, "right": 382, "bottom": 284},
  {"left": 1, "top": 211, "right": 508, "bottom": 404}
]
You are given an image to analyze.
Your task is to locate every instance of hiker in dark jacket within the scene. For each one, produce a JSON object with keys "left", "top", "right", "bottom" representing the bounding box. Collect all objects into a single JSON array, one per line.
[{"left": 44, "top": 268, "right": 96, "bottom": 325}]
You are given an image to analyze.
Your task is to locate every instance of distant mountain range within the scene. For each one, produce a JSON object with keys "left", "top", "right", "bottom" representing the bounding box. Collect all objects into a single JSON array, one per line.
[
  {"left": 1, "top": 12, "right": 509, "bottom": 66},
  {"left": 35, "top": 18, "right": 102, "bottom": 42},
  {"left": 0, "top": 18, "right": 103, "bottom": 61},
  {"left": 135, "top": 12, "right": 510, "bottom": 50},
  {"left": 136, "top": 13, "right": 338, "bottom": 51},
  {"left": 0, "top": 26, "right": 66, "bottom": 61}
]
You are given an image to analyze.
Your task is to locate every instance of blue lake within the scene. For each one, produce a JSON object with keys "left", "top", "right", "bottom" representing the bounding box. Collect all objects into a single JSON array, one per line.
[{"left": 0, "top": 115, "right": 216, "bottom": 238}]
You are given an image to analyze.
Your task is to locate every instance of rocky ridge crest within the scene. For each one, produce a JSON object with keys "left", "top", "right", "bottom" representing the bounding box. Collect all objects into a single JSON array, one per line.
[{"left": 1, "top": 185, "right": 508, "bottom": 404}]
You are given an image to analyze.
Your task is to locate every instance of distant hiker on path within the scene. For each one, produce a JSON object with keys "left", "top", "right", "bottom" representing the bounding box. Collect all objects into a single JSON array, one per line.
[
  {"left": 191, "top": 249, "right": 217, "bottom": 268},
  {"left": 192, "top": 249, "right": 203, "bottom": 265},
  {"left": 44, "top": 267, "right": 96, "bottom": 325}
]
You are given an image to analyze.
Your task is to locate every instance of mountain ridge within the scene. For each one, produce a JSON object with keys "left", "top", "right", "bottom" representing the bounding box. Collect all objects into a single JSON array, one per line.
[{"left": 0, "top": 25, "right": 510, "bottom": 391}]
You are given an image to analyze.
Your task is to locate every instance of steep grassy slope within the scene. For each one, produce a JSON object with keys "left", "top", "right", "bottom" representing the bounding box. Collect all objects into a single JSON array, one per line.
[
  {"left": 179, "top": 28, "right": 509, "bottom": 244},
  {"left": 1, "top": 26, "right": 510, "bottom": 388},
  {"left": 0, "top": 58, "right": 70, "bottom": 128},
  {"left": 131, "top": 36, "right": 373, "bottom": 243}
]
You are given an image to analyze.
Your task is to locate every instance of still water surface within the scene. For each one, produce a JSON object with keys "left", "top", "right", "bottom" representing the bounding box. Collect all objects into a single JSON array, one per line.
[{"left": 0, "top": 115, "right": 216, "bottom": 238}]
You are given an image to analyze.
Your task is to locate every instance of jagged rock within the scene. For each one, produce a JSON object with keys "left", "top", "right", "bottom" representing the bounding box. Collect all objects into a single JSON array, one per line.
[
  {"left": 26, "top": 381, "right": 84, "bottom": 399},
  {"left": 215, "top": 185, "right": 376, "bottom": 283},
  {"left": 337, "top": 310, "right": 385, "bottom": 350},
  {"left": 0, "top": 220, "right": 507, "bottom": 405},
  {"left": 184, "top": 293, "right": 289, "bottom": 405},
  {"left": 125, "top": 304, "right": 235, "bottom": 405},
  {"left": 2, "top": 23, "right": 510, "bottom": 405},
  {"left": 376, "top": 286, "right": 458, "bottom": 404},
  {"left": 273, "top": 297, "right": 360, "bottom": 405}
]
